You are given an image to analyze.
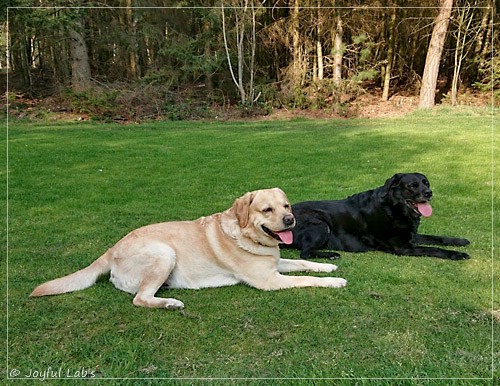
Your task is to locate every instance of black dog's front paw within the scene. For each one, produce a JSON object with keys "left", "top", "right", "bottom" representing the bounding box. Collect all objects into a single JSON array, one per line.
[
  {"left": 326, "top": 252, "right": 341, "bottom": 260},
  {"left": 446, "top": 237, "right": 470, "bottom": 246},
  {"left": 316, "top": 251, "right": 340, "bottom": 260},
  {"left": 315, "top": 250, "right": 341, "bottom": 260},
  {"left": 300, "top": 250, "right": 341, "bottom": 260},
  {"left": 457, "top": 238, "right": 470, "bottom": 247},
  {"left": 450, "top": 251, "right": 470, "bottom": 260}
]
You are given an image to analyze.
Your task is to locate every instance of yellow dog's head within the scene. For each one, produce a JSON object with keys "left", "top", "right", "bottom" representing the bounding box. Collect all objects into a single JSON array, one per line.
[{"left": 233, "top": 188, "right": 295, "bottom": 247}]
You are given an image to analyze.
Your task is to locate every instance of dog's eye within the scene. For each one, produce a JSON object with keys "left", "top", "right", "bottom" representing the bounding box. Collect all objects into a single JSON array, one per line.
[
  {"left": 262, "top": 207, "right": 273, "bottom": 213},
  {"left": 408, "top": 182, "right": 419, "bottom": 189},
  {"left": 284, "top": 204, "right": 291, "bottom": 210}
]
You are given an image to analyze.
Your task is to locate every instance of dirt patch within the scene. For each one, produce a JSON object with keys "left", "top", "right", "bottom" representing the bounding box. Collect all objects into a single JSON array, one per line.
[
  {"left": 263, "top": 89, "right": 492, "bottom": 120},
  {"left": 353, "top": 93, "right": 419, "bottom": 118}
]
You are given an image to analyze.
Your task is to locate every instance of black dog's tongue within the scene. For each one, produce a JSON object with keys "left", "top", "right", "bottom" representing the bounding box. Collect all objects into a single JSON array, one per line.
[{"left": 417, "top": 202, "right": 432, "bottom": 217}]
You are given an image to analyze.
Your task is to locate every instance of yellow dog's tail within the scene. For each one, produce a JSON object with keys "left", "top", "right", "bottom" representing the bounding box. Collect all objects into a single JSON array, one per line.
[{"left": 30, "top": 251, "right": 112, "bottom": 297}]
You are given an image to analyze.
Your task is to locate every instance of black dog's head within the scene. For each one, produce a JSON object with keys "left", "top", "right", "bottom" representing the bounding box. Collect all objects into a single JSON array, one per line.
[{"left": 383, "top": 173, "right": 433, "bottom": 217}]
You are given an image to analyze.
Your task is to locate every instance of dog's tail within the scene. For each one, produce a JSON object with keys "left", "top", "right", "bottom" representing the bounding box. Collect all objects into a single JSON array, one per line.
[{"left": 30, "top": 250, "right": 112, "bottom": 297}]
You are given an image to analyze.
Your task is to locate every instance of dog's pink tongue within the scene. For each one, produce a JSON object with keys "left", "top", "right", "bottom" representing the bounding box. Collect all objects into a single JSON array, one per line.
[
  {"left": 276, "top": 230, "right": 293, "bottom": 245},
  {"left": 417, "top": 202, "right": 432, "bottom": 217}
]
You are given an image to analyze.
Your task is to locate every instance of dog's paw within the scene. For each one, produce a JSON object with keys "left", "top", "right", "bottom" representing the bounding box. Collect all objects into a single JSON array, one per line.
[
  {"left": 320, "top": 263, "right": 338, "bottom": 272},
  {"left": 457, "top": 238, "right": 470, "bottom": 247},
  {"left": 327, "top": 253, "right": 341, "bottom": 260},
  {"left": 325, "top": 277, "right": 347, "bottom": 288},
  {"left": 450, "top": 252, "right": 470, "bottom": 260},
  {"left": 164, "top": 298, "right": 185, "bottom": 310},
  {"left": 312, "top": 251, "right": 341, "bottom": 260}
]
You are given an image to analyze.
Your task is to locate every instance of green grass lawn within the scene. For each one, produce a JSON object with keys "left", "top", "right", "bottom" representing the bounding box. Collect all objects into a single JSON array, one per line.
[{"left": 4, "top": 108, "right": 498, "bottom": 383}]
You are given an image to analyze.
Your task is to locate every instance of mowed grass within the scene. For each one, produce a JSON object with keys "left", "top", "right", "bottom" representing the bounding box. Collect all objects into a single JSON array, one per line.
[{"left": 4, "top": 108, "right": 498, "bottom": 383}]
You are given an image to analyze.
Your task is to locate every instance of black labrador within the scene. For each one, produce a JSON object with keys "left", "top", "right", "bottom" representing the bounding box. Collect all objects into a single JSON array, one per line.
[{"left": 285, "top": 173, "right": 470, "bottom": 260}]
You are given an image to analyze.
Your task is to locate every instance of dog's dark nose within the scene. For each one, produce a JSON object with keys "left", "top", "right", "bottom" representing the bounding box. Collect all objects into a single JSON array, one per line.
[
  {"left": 283, "top": 215, "right": 295, "bottom": 227},
  {"left": 424, "top": 190, "right": 433, "bottom": 199}
]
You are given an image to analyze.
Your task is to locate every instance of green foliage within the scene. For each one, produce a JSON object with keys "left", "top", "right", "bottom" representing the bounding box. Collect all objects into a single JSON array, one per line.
[
  {"left": 345, "top": 33, "right": 379, "bottom": 85},
  {"left": 352, "top": 69, "right": 378, "bottom": 83},
  {"left": 163, "top": 99, "right": 214, "bottom": 121},
  {"left": 9, "top": 6, "right": 83, "bottom": 39},
  {"left": 5, "top": 111, "right": 496, "bottom": 380},
  {"left": 157, "top": 37, "right": 223, "bottom": 85},
  {"left": 141, "top": 68, "right": 178, "bottom": 88},
  {"left": 473, "top": 54, "right": 500, "bottom": 94},
  {"left": 64, "top": 89, "right": 123, "bottom": 121},
  {"left": 352, "top": 34, "right": 368, "bottom": 45}
]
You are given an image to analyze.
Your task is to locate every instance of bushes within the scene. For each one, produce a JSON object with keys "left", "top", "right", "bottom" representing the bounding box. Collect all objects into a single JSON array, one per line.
[
  {"left": 65, "top": 89, "right": 123, "bottom": 120},
  {"left": 55, "top": 84, "right": 218, "bottom": 121}
]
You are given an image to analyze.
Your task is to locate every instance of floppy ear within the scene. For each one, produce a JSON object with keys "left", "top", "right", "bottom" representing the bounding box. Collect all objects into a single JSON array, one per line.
[
  {"left": 382, "top": 173, "right": 403, "bottom": 198},
  {"left": 233, "top": 191, "right": 255, "bottom": 228}
]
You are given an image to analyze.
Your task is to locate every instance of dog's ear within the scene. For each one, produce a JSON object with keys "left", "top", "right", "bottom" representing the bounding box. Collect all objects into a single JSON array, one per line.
[
  {"left": 233, "top": 191, "right": 255, "bottom": 228},
  {"left": 382, "top": 173, "right": 403, "bottom": 198}
]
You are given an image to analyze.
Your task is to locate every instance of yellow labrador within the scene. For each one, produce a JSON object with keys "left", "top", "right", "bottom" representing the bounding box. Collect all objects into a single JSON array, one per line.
[{"left": 31, "top": 188, "right": 346, "bottom": 309}]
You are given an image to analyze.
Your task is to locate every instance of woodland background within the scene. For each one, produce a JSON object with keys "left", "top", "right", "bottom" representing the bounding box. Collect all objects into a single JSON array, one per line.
[{"left": 2, "top": 1, "right": 499, "bottom": 121}]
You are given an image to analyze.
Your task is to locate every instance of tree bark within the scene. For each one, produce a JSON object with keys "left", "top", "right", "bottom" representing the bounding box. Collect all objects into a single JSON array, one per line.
[
  {"left": 332, "top": 14, "right": 343, "bottom": 86},
  {"left": 418, "top": 0, "right": 453, "bottom": 109},
  {"left": 316, "top": 0, "right": 324, "bottom": 81},
  {"left": 382, "top": 7, "right": 396, "bottom": 101},
  {"left": 69, "top": 19, "right": 91, "bottom": 92},
  {"left": 291, "top": 0, "right": 302, "bottom": 86},
  {"left": 124, "top": 0, "right": 138, "bottom": 80},
  {"left": 203, "top": 18, "right": 214, "bottom": 92},
  {"left": 480, "top": 0, "right": 494, "bottom": 58},
  {"left": 221, "top": 2, "right": 245, "bottom": 103},
  {"left": 474, "top": 1, "right": 491, "bottom": 59},
  {"left": 221, "top": 0, "right": 259, "bottom": 105},
  {"left": 451, "top": 5, "right": 474, "bottom": 106}
]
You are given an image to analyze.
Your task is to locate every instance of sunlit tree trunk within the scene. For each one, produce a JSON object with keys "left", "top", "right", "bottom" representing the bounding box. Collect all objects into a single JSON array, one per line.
[
  {"left": 451, "top": 5, "right": 474, "bottom": 106},
  {"left": 382, "top": 7, "right": 396, "bottom": 101},
  {"left": 316, "top": 0, "right": 324, "bottom": 81},
  {"left": 222, "top": 1, "right": 246, "bottom": 103},
  {"left": 221, "top": 0, "right": 260, "bottom": 105},
  {"left": 332, "top": 14, "right": 343, "bottom": 86},
  {"left": 291, "top": 0, "right": 302, "bottom": 86},
  {"left": 418, "top": 0, "right": 453, "bottom": 108}
]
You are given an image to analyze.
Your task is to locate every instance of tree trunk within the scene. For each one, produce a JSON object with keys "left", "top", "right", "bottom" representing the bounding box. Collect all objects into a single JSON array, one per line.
[
  {"left": 221, "top": 0, "right": 259, "bottom": 105},
  {"left": 124, "top": 0, "right": 138, "bottom": 80},
  {"left": 236, "top": 12, "right": 246, "bottom": 104},
  {"left": 203, "top": 18, "right": 213, "bottom": 92},
  {"left": 480, "top": 0, "right": 494, "bottom": 58},
  {"left": 316, "top": 0, "right": 324, "bottom": 81},
  {"left": 382, "top": 7, "right": 396, "bottom": 101},
  {"left": 69, "top": 20, "right": 91, "bottom": 92},
  {"left": 249, "top": 0, "right": 257, "bottom": 103},
  {"left": 291, "top": 0, "right": 301, "bottom": 86},
  {"left": 20, "top": 37, "right": 33, "bottom": 88},
  {"left": 418, "top": 0, "right": 453, "bottom": 109},
  {"left": 451, "top": 5, "right": 474, "bottom": 106},
  {"left": 332, "top": 14, "right": 343, "bottom": 86},
  {"left": 474, "top": 1, "right": 491, "bottom": 60},
  {"left": 221, "top": 2, "right": 245, "bottom": 103}
]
